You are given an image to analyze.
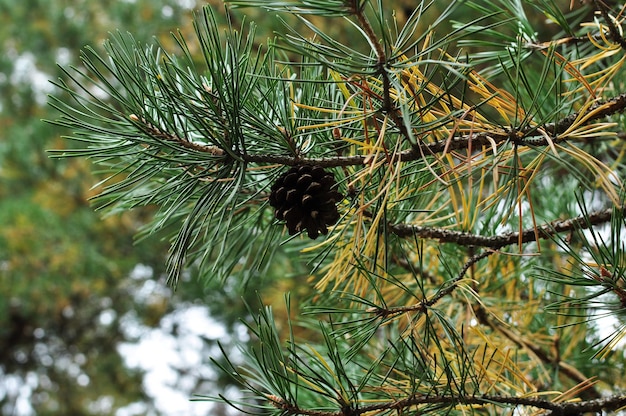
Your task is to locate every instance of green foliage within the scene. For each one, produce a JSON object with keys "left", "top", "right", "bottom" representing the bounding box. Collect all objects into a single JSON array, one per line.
[{"left": 51, "top": 0, "right": 626, "bottom": 415}]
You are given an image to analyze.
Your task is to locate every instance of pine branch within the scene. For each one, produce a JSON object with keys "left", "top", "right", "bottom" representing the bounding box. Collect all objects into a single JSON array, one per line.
[
  {"left": 99, "top": 86, "right": 626, "bottom": 173},
  {"left": 50, "top": 3, "right": 626, "bottom": 413},
  {"left": 241, "top": 92, "right": 626, "bottom": 168},
  {"left": 268, "top": 392, "right": 626, "bottom": 415},
  {"left": 389, "top": 206, "right": 620, "bottom": 249}
]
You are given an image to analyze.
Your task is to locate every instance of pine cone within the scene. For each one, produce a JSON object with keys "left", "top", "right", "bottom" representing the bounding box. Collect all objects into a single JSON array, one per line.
[{"left": 269, "top": 165, "right": 343, "bottom": 239}]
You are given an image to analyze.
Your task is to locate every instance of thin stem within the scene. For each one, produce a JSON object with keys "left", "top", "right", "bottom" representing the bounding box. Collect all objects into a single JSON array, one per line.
[
  {"left": 270, "top": 393, "right": 626, "bottom": 415},
  {"left": 368, "top": 251, "right": 493, "bottom": 318},
  {"left": 129, "top": 114, "right": 225, "bottom": 155},
  {"left": 389, "top": 206, "right": 620, "bottom": 249},
  {"left": 426, "top": 250, "right": 493, "bottom": 306},
  {"left": 352, "top": 2, "right": 391, "bottom": 112}
]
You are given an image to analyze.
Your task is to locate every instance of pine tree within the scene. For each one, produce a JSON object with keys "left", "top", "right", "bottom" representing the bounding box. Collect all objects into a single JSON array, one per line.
[{"left": 50, "top": 1, "right": 626, "bottom": 414}]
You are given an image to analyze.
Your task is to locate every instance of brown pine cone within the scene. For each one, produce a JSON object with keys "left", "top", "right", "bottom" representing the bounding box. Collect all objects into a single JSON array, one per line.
[{"left": 269, "top": 165, "right": 343, "bottom": 239}]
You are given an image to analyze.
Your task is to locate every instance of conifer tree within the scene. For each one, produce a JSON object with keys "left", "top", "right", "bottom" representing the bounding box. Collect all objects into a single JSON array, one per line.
[{"left": 51, "top": 1, "right": 626, "bottom": 414}]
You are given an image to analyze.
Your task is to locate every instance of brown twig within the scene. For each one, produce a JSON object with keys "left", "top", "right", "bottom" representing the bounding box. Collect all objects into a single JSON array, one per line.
[
  {"left": 268, "top": 392, "right": 626, "bottom": 415},
  {"left": 389, "top": 206, "right": 621, "bottom": 249},
  {"left": 367, "top": 251, "right": 493, "bottom": 318},
  {"left": 129, "top": 114, "right": 225, "bottom": 156},
  {"left": 351, "top": 1, "right": 391, "bottom": 114}
]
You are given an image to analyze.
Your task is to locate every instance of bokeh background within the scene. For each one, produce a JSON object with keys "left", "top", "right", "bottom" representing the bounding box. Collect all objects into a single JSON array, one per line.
[{"left": 0, "top": 1, "right": 262, "bottom": 414}]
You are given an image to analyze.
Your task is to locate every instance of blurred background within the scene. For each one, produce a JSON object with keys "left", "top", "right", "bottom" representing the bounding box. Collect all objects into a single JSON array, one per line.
[
  {"left": 0, "top": 0, "right": 583, "bottom": 415},
  {"left": 0, "top": 1, "right": 267, "bottom": 414}
]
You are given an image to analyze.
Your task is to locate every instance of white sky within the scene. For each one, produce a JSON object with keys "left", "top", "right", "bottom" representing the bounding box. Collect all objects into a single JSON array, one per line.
[
  {"left": 117, "top": 305, "right": 228, "bottom": 415},
  {"left": 115, "top": 264, "right": 240, "bottom": 415}
]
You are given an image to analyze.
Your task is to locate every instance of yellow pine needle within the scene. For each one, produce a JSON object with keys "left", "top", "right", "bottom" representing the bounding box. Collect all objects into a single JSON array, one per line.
[
  {"left": 467, "top": 72, "right": 524, "bottom": 124},
  {"left": 567, "top": 46, "right": 626, "bottom": 95},
  {"left": 470, "top": 164, "right": 488, "bottom": 227},
  {"left": 444, "top": 139, "right": 491, "bottom": 232},
  {"left": 559, "top": 99, "right": 614, "bottom": 137},
  {"left": 550, "top": 377, "right": 599, "bottom": 405},
  {"left": 419, "top": 203, "right": 458, "bottom": 227},
  {"left": 329, "top": 69, "right": 359, "bottom": 109},
  {"left": 537, "top": 128, "right": 560, "bottom": 158},
  {"left": 340, "top": 136, "right": 384, "bottom": 152},
  {"left": 314, "top": 155, "right": 400, "bottom": 296},
  {"left": 596, "top": 326, "right": 626, "bottom": 360},
  {"left": 563, "top": 122, "right": 617, "bottom": 139},
  {"left": 556, "top": 143, "right": 622, "bottom": 203},
  {"left": 549, "top": 49, "right": 596, "bottom": 98},
  {"left": 473, "top": 343, "right": 513, "bottom": 394},
  {"left": 471, "top": 329, "right": 536, "bottom": 393},
  {"left": 293, "top": 102, "right": 363, "bottom": 115}
]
